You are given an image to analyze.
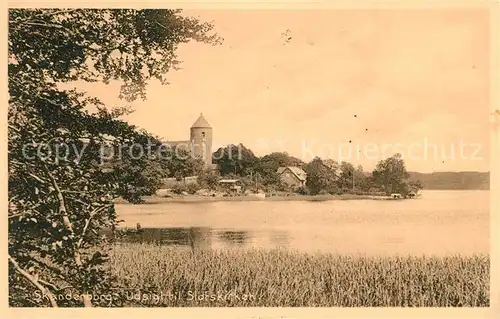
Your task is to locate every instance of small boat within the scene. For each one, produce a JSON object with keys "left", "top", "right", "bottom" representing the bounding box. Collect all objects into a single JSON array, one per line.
[
  {"left": 390, "top": 193, "right": 403, "bottom": 199},
  {"left": 407, "top": 192, "right": 421, "bottom": 199}
]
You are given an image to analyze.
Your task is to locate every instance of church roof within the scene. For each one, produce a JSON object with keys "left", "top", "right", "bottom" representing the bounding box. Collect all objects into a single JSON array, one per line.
[{"left": 191, "top": 113, "right": 212, "bottom": 128}]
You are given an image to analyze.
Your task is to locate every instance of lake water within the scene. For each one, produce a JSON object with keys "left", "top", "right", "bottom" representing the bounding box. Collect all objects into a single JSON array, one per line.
[{"left": 114, "top": 190, "right": 489, "bottom": 256}]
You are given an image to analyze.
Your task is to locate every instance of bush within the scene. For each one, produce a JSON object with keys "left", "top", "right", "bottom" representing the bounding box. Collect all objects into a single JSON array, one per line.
[
  {"left": 296, "top": 186, "right": 310, "bottom": 195},
  {"left": 171, "top": 184, "right": 187, "bottom": 195},
  {"left": 197, "top": 169, "right": 220, "bottom": 190},
  {"left": 186, "top": 183, "right": 201, "bottom": 195},
  {"left": 327, "top": 186, "right": 340, "bottom": 195}
]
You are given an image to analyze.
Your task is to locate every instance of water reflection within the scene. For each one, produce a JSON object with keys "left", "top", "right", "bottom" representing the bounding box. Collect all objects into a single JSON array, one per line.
[
  {"left": 112, "top": 227, "right": 294, "bottom": 251},
  {"left": 217, "top": 230, "right": 248, "bottom": 245},
  {"left": 113, "top": 190, "right": 489, "bottom": 256},
  {"left": 111, "top": 227, "right": 212, "bottom": 249},
  {"left": 113, "top": 227, "right": 262, "bottom": 249},
  {"left": 269, "top": 230, "right": 290, "bottom": 248}
]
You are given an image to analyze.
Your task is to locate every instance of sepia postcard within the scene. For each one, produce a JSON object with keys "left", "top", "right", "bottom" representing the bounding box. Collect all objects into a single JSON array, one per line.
[{"left": 3, "top": 0, "right": 500, "bottom": 318}]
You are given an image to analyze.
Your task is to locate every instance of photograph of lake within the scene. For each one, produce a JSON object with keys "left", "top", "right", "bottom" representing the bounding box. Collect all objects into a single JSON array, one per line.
[
  {"left": 7, "top": 4, "right": 496, "bottom": 313},
  {"left": 115, "top": 190, "right": 488, "bottom": 256}
]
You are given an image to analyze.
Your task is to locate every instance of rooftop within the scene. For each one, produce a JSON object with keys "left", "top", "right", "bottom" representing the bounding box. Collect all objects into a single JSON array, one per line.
[
  {"left": 277, "top": 166, "right": 307, "bottom": 181},
  {"left": 191, "top": 113, "right": 212, "bottom": 129}
]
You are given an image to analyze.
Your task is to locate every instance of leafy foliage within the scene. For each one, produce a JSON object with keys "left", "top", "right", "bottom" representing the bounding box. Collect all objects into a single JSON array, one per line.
[
  {"left": 212, "top": 144, "right": 258, "bottom": 176},
  {"left": 372, "top": 153, "right": 420, "bottom": 196},
  {"left": 197, "top": 168, "right": 220, "bottom": 190},
  {"left": 253, "top": 152, "right": 304, "bottom": 186},
  {"left": 164, "top": 148, "right": 205, "bottom": 181},
  {"left": 304, "top": 157, "right": 337, "bottom": 195},
  {"left": 337, "top": 161, "right": 355, "bottom": 190},
  {"left": 8, "top": 8, "right": 220, "bottom": 307},
  {"left": 211, "top": 146, "right": 422, "bottom": 196}
]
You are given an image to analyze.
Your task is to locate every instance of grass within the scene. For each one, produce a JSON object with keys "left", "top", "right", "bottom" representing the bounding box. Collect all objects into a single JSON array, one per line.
[{"left": 110, "top": 243, "right": 490, "bottom": 307}]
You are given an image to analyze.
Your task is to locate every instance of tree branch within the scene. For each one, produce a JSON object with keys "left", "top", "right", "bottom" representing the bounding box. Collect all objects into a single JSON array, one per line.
[
  {"left": 8, "top": 255, "right": 58, "bottom": 307},
  {"left": 77, "top": 204, "right": 112, "bottom": 249},
  {"left": 39, "top": 9, "right": 80, "bottom": 17},
  {"left": 38, "top": 279, "right": 73, "bottom": 292},
  {"left": 28, "top": 172, "right": 47, "bottom": 184},
  {"left": 43, "top": 165, "right": 74, "bottom": 235},
  {"left": 9, "top": 9, "right": 80, "bottom": 25},
  {"left": 42, "top": 164, "right": 93, "bottom": 307},
  {"left": 8, "top": 212, "right": 25, "bottom": 219},
  {"left": 30, "top": 256, "right": 68, "bottom": 281}
]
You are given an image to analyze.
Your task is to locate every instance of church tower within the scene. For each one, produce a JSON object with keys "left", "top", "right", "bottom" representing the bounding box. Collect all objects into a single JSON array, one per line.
[{"left": 190, "top": 113, "right": 213, "bottom": 168}]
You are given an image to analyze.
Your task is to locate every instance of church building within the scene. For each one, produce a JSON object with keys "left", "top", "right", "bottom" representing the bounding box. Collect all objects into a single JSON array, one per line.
[{"left": 163, "top": 113, "right": 215, "bottom": 169}]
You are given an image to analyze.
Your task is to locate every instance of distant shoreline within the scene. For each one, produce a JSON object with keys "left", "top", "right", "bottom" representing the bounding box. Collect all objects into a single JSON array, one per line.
[
  {"left": 113, "top": 188, "right": 492, "bottom": 205},
  {"left": 114, "top": 193, "right": 404, "bottom": 204}
]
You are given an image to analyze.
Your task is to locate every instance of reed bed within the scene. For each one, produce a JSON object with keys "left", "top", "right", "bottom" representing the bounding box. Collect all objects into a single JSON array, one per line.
[{"left": 109, "top": 244, "right": 489, "bottom": 307}]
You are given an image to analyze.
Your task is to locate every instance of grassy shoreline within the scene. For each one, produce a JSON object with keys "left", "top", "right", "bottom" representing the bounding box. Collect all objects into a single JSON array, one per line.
[
  {"left": 110, "top": 244, "right": 489, "bottom": 307},
  {"left": 114, "top": 193, "right": 394, "bottom": 204}
]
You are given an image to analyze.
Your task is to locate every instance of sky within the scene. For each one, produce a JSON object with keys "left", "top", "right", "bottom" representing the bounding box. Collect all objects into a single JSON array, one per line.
[{"left": 75, "top": 9, "right": 490, "bottom": 173}]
